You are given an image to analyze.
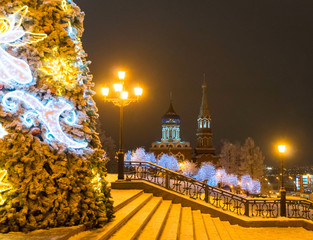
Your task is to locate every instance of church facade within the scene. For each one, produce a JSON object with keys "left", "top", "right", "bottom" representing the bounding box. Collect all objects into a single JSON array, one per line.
[
  {"left": 150, "top": 98, "right": 193, "bottom": 161},
  {"left": 150, "top": 80, "right": 219, "bottom": 165}
]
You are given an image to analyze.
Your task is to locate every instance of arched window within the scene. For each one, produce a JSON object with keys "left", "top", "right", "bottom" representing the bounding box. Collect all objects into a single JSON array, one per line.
[
  {"left": 176, "top": 152, "right": 184, "bottom": 160},
  {"left": 198, "top": 138, "right": 203, "bottom": 146},
  {"left": 203, "top": 137, "right": 208, "bottom": 146},
  {"left": 203, "top": 120, "right": 207, "bottom": 128},
  {"left": 200, "top": 120, "right": 202, "bottom": 128}
]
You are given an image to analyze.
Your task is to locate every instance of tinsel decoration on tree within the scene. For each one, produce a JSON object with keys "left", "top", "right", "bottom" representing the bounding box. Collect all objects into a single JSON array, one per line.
[{"left": 0, "top": 0, "right": 113, "bottom": 233}]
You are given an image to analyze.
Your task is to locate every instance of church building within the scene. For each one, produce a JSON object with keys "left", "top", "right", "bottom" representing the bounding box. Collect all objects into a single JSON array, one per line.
[
  {"left": 150, "top": 97, "right": 192, "bottom": 161},
  {"left": 150, "top": 79, "right": 218, "bottom": 165}
]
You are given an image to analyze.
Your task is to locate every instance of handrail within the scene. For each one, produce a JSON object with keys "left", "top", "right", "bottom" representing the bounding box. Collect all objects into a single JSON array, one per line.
[
  {"left": 124, "top": 160, "right": 313, "bottom": 220},
  {"left": 125, "top": 160, "right": 246, "bottom": 201}
]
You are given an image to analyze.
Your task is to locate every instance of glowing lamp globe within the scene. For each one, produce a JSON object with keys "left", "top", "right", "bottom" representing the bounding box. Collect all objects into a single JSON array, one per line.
[
  {"left": 121, "top": 91, "right": 128, "bottom": 100},
  {"left": 114, "top": 83, "right": 123, "bottom": 92},
  {"left": 278, "top": 145, "right": 286, "bottom": 153},
  {"left": 118, "top": 71, "right": 126, "bottom": 80},
  {"left": 101, "top": 87, "right": 109, "bottom": 96},
  {"left": 134, "top": 87, "right": 143, "bottom": 96}
]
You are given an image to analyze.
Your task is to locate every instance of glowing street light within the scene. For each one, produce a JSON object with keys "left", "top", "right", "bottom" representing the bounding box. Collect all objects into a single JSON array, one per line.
[
  {"left": 278, "top": 145, "right": 286, "bottom": 153},
  {"left": 101, "top": 71, "right": 143, "bottom": 180},
  {"left": 277, "top": 144, "right": 287, "bottom": 217}
]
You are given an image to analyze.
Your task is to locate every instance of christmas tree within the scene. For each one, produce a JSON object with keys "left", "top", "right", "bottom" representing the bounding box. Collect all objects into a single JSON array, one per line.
[{"left": 0, "top": 0, "right": 113, "bottom": 233}]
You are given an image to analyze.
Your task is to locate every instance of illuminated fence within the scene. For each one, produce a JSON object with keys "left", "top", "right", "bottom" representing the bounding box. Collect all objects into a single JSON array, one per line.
[{"left": 124, "top": 161, "right": 313, "bottom": 220}]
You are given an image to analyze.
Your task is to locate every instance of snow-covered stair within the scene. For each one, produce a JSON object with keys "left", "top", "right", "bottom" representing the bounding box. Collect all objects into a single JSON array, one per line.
[{"left": 69, "top": 189, "right": 313, "bottom": 240}]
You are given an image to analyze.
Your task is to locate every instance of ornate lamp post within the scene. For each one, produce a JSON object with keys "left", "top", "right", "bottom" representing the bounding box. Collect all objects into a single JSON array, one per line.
[
  {"left": 101, "top": 71, "right": 143, "bottom": 180},
  {"left": 278, "top": 144, "right": 286, "bottom": 217}
]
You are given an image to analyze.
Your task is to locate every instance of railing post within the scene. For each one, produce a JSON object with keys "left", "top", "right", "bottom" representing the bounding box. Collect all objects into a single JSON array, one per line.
[
  {"left": 205, "top": 185, "right": 209, "bottom": 203},
  {"left": 245, "top": 200, "right": 250, "bottom": 216},
  {"left": 165, "top": 173, "right": 170, "bottom": 189}
]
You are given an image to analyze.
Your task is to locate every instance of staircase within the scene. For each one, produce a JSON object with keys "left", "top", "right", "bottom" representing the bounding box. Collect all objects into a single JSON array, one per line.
[{"left": 69, "top": 189, "right": 313, "bottom": 240}]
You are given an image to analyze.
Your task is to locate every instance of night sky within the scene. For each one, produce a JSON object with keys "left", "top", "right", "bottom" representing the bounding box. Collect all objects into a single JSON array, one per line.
[{"left": 75, "top": 0, "right": 313, "bottom": 167}]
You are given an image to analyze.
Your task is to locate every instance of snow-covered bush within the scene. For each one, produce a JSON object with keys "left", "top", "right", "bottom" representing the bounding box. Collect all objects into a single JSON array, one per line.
[
  {"left": 216, "top": 169, "right": 228, "bottom": 185},
  {"left": 249, "top": 180, "right": 261, "bottom": 194},
  {"left": 240, "top": 175, "right": 253, "bottom": 191},
  {"left": 226, "top": 174, "right": 239, "bottom": 187},
  {"left": 158, "top": 154, "right": 180, "bottom": 171},
  {"left": 196, "top": 163, "right": 217, "bottom": 186},
  {"left": 125, "top": 150, "right": 132, "bottom": 161},
  {"left": 179, "top": 161, "right": 198, "bottom": 177},
  {"left": 145, "top": 152, "right": 157, "bottom": 164},
  {"left": 131, "top": 148, "right": 146, "bottom": 161}
]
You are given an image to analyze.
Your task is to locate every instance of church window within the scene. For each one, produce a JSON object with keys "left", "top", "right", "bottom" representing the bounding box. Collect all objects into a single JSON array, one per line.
[
  {"left": 204, "top": 120, "right": 207, "bottom": 128},
  {"left": 176, "top": 152, "right": 184, "bottom": 160},
  {"left": 203, "top": 137, "right": 208, "bottom": 146}
]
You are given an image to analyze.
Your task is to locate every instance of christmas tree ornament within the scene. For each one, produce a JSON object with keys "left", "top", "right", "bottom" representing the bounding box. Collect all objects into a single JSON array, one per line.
[
  {"left": 0, "top": 6, "right": 47, "bottom": 85},
  {"left": 3, "top": 90, "right": 88, "bottom": 148},
  {"left": 31, "top": 127, "right": 41, "bottom": 136}
]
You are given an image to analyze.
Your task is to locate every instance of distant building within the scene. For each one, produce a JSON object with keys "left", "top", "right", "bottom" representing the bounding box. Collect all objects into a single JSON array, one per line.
[
  {"left": 150, "top": 97, "right": 192, "bottom": 161},
  {"left": 296, "top": 174, "right": 313, "bottom": 193},
  {"left": 194, "top": 80, "right": 219, "bottom": 165}
]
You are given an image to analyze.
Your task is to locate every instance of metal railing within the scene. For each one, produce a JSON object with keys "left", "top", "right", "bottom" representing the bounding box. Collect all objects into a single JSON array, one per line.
[{"left": 124, "top": 161, "right": 313, "bottom": 220}]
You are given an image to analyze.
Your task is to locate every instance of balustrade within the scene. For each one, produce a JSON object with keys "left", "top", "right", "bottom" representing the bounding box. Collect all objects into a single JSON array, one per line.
[{"left": 124, "top": 161, "right": 313, "bottom": 220}]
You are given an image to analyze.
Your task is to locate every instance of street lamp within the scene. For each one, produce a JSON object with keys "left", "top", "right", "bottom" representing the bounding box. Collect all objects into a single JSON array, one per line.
[
  {"left": 101, "top": 71, "right": 143, "bottom": 180},
  {"left": 278, "top": 144, "right": 286, "bottom": 217}
]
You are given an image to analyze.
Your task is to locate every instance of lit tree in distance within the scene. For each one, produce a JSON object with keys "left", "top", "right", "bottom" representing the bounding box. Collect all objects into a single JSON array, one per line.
[
  {"left": 0, "top": 1, "right": 113, "bottom": 232},
  {"left": 219, "top": 137, "right": 265, "bottom": 181}
]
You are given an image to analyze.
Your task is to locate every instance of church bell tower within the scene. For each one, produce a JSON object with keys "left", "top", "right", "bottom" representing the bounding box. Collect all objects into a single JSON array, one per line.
[{"left": 195, "top": 78, "right": 217, "bottom": 164}]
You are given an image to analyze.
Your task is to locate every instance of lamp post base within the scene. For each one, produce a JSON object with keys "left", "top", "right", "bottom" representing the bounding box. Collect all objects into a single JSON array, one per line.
[
  {"left": 117, "top": 151, "right": 125, "bottom": 180},
  {"left": 280, "top": 188, "right": 286, "bottom": 217}
]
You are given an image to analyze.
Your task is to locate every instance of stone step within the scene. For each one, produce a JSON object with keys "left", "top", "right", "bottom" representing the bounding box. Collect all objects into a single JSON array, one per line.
[
  {"left": 109, "top": 197, "right": 162, "bottom": 240},
  {"left": 193, "top": 210, "right": 208, "bottom": 240},
  {"left": 138, "top": 200, "right": 172, "bottom": 240},
  {"left": 111, "top": 189, "right": 143, "bottom": 211},
  {"left": 160, "top": 204, "right": 182, "bottom": 240},
  {"left": 71, "top": 193, "right": 153, "bottom": 240},
  {"left": 180, "top": 207, "right": 194, "bottom": 240},
  {"left": 202, "top": 214, "right": 221, "bottom": 240},
  {"left": 211, "top": 217, "right": 232, "bottom": 240},
  {"left": 221, "top": 221, "right": 242, "bottom": 240}
]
